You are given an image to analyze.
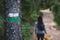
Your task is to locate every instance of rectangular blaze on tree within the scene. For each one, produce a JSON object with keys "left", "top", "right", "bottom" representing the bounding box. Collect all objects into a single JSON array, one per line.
[
  {"left": 8, "top": 17, "right": 21, "bottom": 22},
  {"left": 8, "top": 13, "right": 21, "bottom": 22}
]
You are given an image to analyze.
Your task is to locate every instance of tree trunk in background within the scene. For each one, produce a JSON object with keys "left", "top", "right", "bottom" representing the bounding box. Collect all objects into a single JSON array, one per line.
[{"left": 5, "top": 0, "right": 22, "bottom": 40}]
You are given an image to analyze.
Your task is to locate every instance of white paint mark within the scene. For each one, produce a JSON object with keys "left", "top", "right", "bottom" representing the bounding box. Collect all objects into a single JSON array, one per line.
[
  {"left": 8, "top": 13, "right": 19, "bottom": 17},
  {"left": 14, "top": 13, "right": 19, "bottom": 17},
  {"left": 8, "top": 13, "right": 13, "bottom": 17}
]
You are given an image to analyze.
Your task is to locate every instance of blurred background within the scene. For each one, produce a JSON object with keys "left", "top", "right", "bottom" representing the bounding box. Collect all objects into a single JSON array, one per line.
[{"left": 0, "top": 0, "right": 60, "bottom": 40}]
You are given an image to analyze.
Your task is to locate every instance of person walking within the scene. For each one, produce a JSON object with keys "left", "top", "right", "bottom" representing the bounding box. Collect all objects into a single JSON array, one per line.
[{"left": 35, "top": 16, "right": 47, "bottom": 40}]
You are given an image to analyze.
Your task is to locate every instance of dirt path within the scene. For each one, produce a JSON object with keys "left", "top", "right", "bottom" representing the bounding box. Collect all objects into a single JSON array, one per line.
[
  {"left": 33, "top": 9, "right": 60, "bottom": 40},
  {"left": 43, "top": 9, "right": 60, "bottom": 40},
  {"left": 33, "top": 25, "right": 60, "bottom": 40},
  {"left": 46, "top": 25, "right": 60, "bottom": 40}
]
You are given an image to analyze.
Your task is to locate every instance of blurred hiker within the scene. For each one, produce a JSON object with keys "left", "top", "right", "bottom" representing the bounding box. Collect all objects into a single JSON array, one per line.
[{"left": 35, "top": 16, "right": 47, "bottom": 40}]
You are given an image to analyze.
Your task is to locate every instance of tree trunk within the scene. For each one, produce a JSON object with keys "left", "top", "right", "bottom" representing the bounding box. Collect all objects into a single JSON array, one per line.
[{"left": 5, "top": 0, "right": 22, "bottom": 40}]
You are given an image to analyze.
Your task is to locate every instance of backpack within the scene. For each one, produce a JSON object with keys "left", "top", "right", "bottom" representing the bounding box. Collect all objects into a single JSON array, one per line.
[
  {"left": 37, "top": 23, "right": 44, "bottom": 30},
  {"left": 35, "top": 23, "right": 45, "bottom": 34}
]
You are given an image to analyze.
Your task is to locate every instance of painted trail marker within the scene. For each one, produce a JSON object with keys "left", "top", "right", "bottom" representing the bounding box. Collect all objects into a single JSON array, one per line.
[
  {"left": 8, "top": 17, "right": 21, "bottom": 22},
  {"left": 8, "top": 13, "right": 19, "bottom": 17},
  {"left": 8, "top": 13, "right": 21, "bottom": 22}
]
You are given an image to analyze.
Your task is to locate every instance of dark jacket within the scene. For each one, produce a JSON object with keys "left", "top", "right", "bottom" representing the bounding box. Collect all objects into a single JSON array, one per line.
[{"left": 35, "top": 23, "right": 46, "bottom": 34}]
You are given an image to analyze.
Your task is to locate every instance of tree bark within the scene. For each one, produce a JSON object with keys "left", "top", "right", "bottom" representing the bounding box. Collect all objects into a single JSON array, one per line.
[{"left": 5, "top": 0, "right": 22, "bottom": 40}]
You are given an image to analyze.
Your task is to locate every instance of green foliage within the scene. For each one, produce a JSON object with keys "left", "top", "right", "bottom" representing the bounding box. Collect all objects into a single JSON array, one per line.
[
  {"left": 0, "top": 15, "right": 4, "bottom": 40},
  {"left": 0, "top": 0, "right": 4, "bottom": 28},
  {"left": 52, "top": 3, "right": 60, "bottom": 26},
  {"left": 22, "top": 22, "right": 33, "bottom": 40},
  {"left": 21, "top": 0, "right": 57, "bottom": 24},
  {"left": 0, "top": 0, "right": 5, "bottom": 40},
  {"left": 21, "top": 0, "right": 38, "bottom": 25},
  {"left": 0, "top": 0, "right": 4, "bottom": 15}
]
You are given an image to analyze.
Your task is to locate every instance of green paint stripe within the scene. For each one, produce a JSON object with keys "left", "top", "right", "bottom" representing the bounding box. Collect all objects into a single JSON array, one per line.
[{"left": 8, "top": 17, "right": 21, "bottom": 22}]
